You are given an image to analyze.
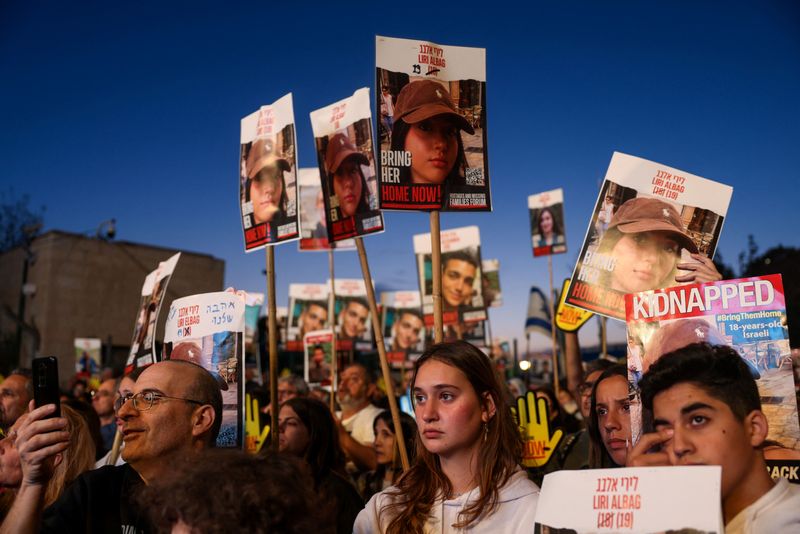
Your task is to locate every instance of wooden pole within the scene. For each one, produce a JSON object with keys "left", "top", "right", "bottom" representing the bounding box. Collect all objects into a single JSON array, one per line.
[
  {"left": 548, "top": 255, "right": 560, "bottom": 396},
  {"left": 106, "top": 429, "right": 123, "bottom": 466},
  {"left": 267, "top": 246, "right": 279, "bottom": 453},
  {"left": 430, "top": 211, "right": 444, "bottom": 343},
  {"left": 600, "top": 316, "right": 607, "bottom": 358},
  {"left": 328, "top": 249, "right": 337, "bottom": 413},
  {"left": 355, "top": 237, "right": 410, "bottom": 471}
]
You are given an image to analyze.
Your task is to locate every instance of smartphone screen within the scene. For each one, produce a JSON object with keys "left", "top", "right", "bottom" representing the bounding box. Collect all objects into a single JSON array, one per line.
[{"left": 33, "top": 356, "right": 61, "bottom": 418}]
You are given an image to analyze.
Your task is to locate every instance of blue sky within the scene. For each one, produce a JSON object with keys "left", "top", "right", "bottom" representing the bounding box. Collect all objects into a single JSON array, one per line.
[{"left": 2, "top": 0, "right": 798, "bottom": 351}]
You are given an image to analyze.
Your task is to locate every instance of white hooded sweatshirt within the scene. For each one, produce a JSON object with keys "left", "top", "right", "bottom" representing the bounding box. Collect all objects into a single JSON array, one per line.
[{"left": 353, "top": 469, "right": 539, "bottom": 533}]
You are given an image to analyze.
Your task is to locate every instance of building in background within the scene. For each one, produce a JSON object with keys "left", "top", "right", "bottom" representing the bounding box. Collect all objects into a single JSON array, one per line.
[{"left": 0, "top": 230, "right": 224, "bottom": 385}]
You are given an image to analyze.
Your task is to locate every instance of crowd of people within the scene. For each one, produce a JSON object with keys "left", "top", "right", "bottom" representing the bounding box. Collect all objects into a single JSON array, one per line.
[{"left": 1, "top": 338, "right": 799, "bottom": 533}]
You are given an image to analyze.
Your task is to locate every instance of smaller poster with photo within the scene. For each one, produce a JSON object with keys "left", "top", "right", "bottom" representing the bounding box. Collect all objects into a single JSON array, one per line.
[
  {"left": 332, "top": 278, "right": 373, "bottom": 352},
  {"left": 303, "top": 329, "right": 335, "bottom": 387},
  {"left": 481, "top": 259, "right": 502, "bottom": 308},
  {"left": 286, "top": 283, "right": 330, "bottom": 352},
  {"left": 376, "top": 36, "right": 490, "bottom": 212},
  {"left": 297, "top": 168, "right": 356, "bottom": 251},
  {"left": 243, "top": 291, "right": 264, "bottom": 353},
  {"left": 310, "top": 88, "right": 384, "bottom": 243},
  {"left": 125, "top": 252, "right": 181, "bottom": 373},
  {"left": 381, "top": 291, "right": 425, "bottom": 362},
  {"left": 566, "top": 152, "right": 733, "bottom": 320},
  {"left": 163, "top": 291, "right": 245, "bottom": 448},
  {"left": 239, "top": 93, "right": 300, "bottom": 251},
  {"left": 74, "top": 338, "right": 101, "bottom": 378},
  {"left": 528, "top": 188, "right": 567, "bottom": 257},
  {"left": 413, "top": 225, "right": 486, "bottom": 327}
]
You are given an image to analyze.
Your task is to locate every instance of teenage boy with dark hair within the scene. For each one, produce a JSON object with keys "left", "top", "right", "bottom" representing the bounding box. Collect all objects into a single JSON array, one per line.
[{"left": 631, "top": 342, "right": 800, "bottom": 533}]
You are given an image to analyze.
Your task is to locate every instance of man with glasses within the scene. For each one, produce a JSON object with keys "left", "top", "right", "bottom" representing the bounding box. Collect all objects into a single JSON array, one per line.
[
  {"left": 0, "top": 369, "right": 32, "bottom": 435},
  {"left": 1, "top": 359, "right": 221, "bottom": 534}
]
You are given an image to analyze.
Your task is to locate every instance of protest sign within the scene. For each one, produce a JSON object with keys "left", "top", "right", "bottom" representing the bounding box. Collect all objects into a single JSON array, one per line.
[
  {"left": 566, "top": 152, "right": 732, "bottom": 320},
  {"left": 297, "top": 168, "right": 356, "bottom": 251},
  {"left": 163, "top": 291, "right": 245, "bottom": 448},
  {"left": 529, "top": 188, "right": 567, "bottom": 257},
  {"left": 243, "top": 291, "right": 263, "bottom": 353},
  {"left": 414, "top": 225, "right": 486, "bottom": 327},
  {"left": 303, "top": 329, "right": 335, "bottom": 386},
  {"left": 555, "top": 279, "right": 594, "bottom": 332},
  {"left": 310, "top": 88, "right": 384, "bottom": 242},
  {"left": 239, "top": 93, "right": 299, "bottom": 251},
  {"left": 332, "top": 278, "right": 373, "bottom": 351},
  {"left": 125, "top": 252, "right": 180, "bottom": 373},
  {"left": 626, "top": 275, "right": 800, "bottom": 467},
  {"left": 286, "top": 283, "right": 329, "bottom": 351},
  {"left": 534, "top": 466, "right": 722, "bottom": 533},
  {"left": 481, "top": 258, "right": 502, "bottom": 307},
  {"left": 376, "top": 36, "right": 490, "bottom": 211},
  {"left": 381, "top": 291, "right": 425, "bottom": 363},
  {"left": 74, "top": 338, "right": 101, "bottom": 378}
]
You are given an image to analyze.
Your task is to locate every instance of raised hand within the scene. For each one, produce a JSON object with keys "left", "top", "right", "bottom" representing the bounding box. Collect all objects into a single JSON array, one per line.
[
  {"left": 516, "top": 392, "right": 564, "bottom": 468},
  {"left": 625, "top": 428, "right": 673, "bottom": 467},
  {"left": 16, "top": 401, "right": 70, "bottom": 486},
  {"left": 675, "top": 254, "right": 723, "bottom": 284}
]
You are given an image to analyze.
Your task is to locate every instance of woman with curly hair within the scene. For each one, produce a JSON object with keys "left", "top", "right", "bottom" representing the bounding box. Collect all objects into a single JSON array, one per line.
[{"left": 354, "top": 341, "right": 539, "bottom": 533}]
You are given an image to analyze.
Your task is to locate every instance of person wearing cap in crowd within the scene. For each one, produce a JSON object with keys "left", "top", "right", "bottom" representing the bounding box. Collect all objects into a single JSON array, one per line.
[
  {"left": 245, "top": 138, "right": 291, "bottom": 227},
  {"left": 596, "top": 196, "right": 721, "bottom": 294},
  {"left": 389, "top": 80, "right": 473, "bottom": 185},
  {"left": 325, "top": 133, "right": 371, "bottom": 219},
  {"left": 629, "top": 343, "right": 800, "bottom": 533},
  {"left": 390, "top": 309, "right": 424, "bottom": 352}
]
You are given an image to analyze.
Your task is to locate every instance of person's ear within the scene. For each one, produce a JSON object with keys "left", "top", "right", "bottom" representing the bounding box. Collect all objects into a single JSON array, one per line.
[
  {"left": 480, "top": 392, "right": 497, "bottom": 423},
  {"left": 191, "top": 405, "right": 216, "bottom": 440},
  {"left": 745, "top": 409, "right": 769, "bottom": 448},
  {"left": 53, "top": 452, "right": 64, "bottom": 468}
]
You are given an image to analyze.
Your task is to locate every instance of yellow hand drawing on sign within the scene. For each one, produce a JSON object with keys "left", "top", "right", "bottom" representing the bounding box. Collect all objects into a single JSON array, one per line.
[
  {"left": 516, "top": 391, "right": 564, "bottom": 468},
  {"left": 245, "top": 393, "right": 270, "bottom": 453}
]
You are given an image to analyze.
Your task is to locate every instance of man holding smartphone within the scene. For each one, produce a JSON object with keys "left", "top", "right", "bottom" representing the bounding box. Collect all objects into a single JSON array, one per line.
[{"left": 1, "top": 359, "right": 222, "bottom": 533}]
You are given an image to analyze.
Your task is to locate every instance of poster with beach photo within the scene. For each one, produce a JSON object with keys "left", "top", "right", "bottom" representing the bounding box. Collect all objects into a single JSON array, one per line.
[
  {"left": 239, "top": 93, "right": 299, "bottom": 251},
  {"left": 310, "top": 88, "right": 384, "bottom": 242},
  {"left": 528, "top": 188, "right": 567, "bottom": 257},
  {"left": 376, "top": 35, "right": 490, "bottom": 211},
  {"left": 163, "top": 291, "right": 245, "bottom": 448},
  {"left": 565, "top": 152, "right": 732, "bottom": 320}
]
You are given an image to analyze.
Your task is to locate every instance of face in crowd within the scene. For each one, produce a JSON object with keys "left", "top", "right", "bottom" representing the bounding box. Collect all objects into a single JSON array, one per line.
[
  {"left": 578, "top": 369, "right": 604, "bottom": 420},
  {"left": 333, "top": 156, "right": 364, "bottom": 219},
  {"left": 250, "top": 165, "right": 284, "bottom": 225},
  {"left": 594, "top": 374, "right": 632, "bottom": 467},
  {"left": 340, "top": 301, "right": 368, "bottom": 339},
  {"left": 413, "top": 358, "right": 495, "bottom": 460},
  {"left": 0, "top": 374, "right": 31, "bottom": 431},
  {"left": 337, "top": 365, "right": 372, "bottom": 410},
  {"left": 92, "top": 378, "right": 117, "bottom": 420},
  {"left": 0, "top": 416, "right": 24, "bottom": 487},
  {"left": 442, "top": 258, "right": 477, "bottom": 309},
  {"left": 373, "top": 417, "right": 396, "bottom": 466},
  {"left": 652, "top": 382, "right": 764, "bottom": 502},
  {"left": 610, "top": 231, "right": 681, "bottom": 294},
  {"left": 277, "top": 379, "right": 301, "bottom": 405},
  {"left": 278, "top": 404, "right": 309, "bottom": 457},
  {"left": 392, "top": 312, "right": 423, "bottom": 350},
  {"left": 299, "top": 303, "right": 327, "bottom": 337}
]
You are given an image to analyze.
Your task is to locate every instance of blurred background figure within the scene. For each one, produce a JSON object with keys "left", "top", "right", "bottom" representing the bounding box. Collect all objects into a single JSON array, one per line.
[{"left": 357, "top": 411, "right": 417, "bottom": 501}]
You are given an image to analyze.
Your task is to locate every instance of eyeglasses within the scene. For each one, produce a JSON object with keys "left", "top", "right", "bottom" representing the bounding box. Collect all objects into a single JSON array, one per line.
[{"left": 114, "top": 391, "right": 204, "bottom": 413}]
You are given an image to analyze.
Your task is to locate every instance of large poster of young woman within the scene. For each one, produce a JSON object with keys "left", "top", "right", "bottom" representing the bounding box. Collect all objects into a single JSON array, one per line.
[
  {"left": 376, "top": 36, "right": 490, "bottom": 211},
  {"left": 310, "top": 88, "right": 384, "bottom": 242},
  {"left": 565, "top": 152, "right": 732, "bottom": 320},
  {"left": 239, "top": 93, "right": 299, "bottom": 251}
]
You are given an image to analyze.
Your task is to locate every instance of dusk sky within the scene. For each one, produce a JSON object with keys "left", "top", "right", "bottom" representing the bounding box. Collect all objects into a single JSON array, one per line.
[{"left": 2, "top": 1, "right": 798, "bottom": 352}]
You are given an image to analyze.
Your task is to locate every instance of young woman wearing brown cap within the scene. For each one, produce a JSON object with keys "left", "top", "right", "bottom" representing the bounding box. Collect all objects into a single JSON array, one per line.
[
  {"left": 244, "top": 138, "right": 290, "bottom": 226},
  {"left": 389, "top": 80, "right": 472, "bottom": 186},
  {"left": 597, "top": 196, "right": 721, "bottom": 294}
]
